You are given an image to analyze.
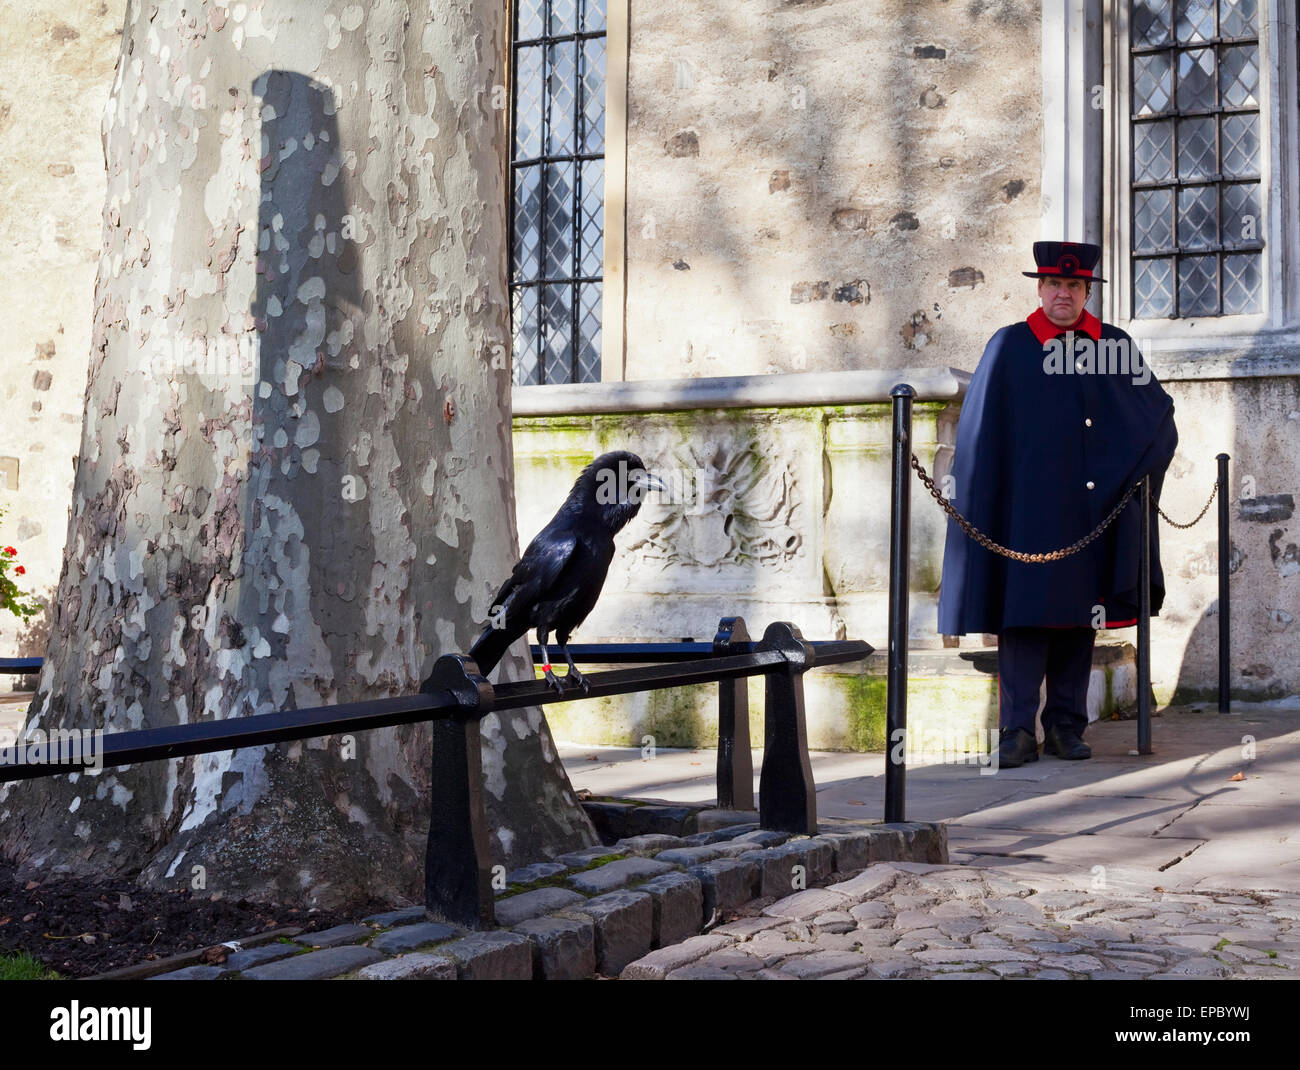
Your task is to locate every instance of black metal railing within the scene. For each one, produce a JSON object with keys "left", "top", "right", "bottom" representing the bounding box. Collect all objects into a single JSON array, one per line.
[
  {"left": 0, "top": 657, "right": 41, "bottom": 675},
  {"left": 1, "top": 618, "right": 870, "bottom": 929},
  {"left": 529, "top": 617, "right": 871, "bottom": 815}
]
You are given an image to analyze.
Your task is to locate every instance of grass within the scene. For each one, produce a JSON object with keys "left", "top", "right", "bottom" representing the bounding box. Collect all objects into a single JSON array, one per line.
[{"left": 0, "top": 950, "right": 61, "bottom": 980}]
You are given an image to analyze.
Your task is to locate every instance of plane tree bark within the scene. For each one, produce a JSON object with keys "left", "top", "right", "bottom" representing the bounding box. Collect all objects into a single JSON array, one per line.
[{"left": 0, "top": 0, "right": 597, "bottom": 908}]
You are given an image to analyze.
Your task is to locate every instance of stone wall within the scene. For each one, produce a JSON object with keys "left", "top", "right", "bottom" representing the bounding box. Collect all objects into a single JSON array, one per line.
[
  {"left": 0, "top": 1, "right": 126, "bottom": 655},
  {"left": 1154, "top": 375, "right": 1300, "bottom": 704},
  {"left": 511, "top": 370, "right": 964, "bottom": 650},
  {"left": 622, "top": 0, "right": 1044, "bottom": 381}
]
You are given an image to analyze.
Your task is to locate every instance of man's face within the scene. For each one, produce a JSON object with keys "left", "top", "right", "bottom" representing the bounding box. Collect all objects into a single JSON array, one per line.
[{"left": 1038, "top": 277, "right": 1090, "bottom": 327}]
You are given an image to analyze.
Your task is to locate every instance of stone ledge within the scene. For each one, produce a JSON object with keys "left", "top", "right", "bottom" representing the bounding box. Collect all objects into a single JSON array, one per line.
[
  {"left": 559, "top": 890, "right": 654, "bottom": 976},
  {"left": 513, "top": 367, "right": 971, "bottom": 416}
]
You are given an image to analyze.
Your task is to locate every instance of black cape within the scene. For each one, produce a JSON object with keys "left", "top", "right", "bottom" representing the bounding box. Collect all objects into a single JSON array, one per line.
[{"left": 937, "top": 308, "right": 1178, "bottom": 635}]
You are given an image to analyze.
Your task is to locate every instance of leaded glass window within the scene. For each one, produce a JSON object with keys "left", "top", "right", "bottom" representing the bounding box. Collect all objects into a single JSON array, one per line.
[
  {"left": 1130, "top": 0, "right": 1264, "bottom": 317},
  {"left": 510, "top": 0, "right": 606, "bottom": 384}
]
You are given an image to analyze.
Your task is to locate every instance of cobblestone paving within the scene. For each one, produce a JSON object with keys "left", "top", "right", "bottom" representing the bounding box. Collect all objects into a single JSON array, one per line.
[
  {"left": 141, "top": 818, "right": 1300, "bottom": 981},
  {"left": 623, "top": 861, "right": 1300, "bottom": 980},
  {"left": 142, "top": 820, "right": 945, "bottom": 980}
]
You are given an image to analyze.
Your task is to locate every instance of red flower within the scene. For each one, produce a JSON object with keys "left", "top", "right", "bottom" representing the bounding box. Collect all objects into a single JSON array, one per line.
[
  {"left": 14, "top": 566, "right": 24, "bottom": 575},
  {"left": 2, "top": 547, "right": 14, "bottom": 556}
]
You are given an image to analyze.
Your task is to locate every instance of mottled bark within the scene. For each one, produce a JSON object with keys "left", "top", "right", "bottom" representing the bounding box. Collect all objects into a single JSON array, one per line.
[{"left": 0, "top": 0, "right": 596, "bottom": 908}]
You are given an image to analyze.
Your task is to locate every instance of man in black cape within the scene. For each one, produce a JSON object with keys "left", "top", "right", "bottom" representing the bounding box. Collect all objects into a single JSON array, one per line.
[{"left": 937, "top": 241, "right": 1178, "bottom": 766}]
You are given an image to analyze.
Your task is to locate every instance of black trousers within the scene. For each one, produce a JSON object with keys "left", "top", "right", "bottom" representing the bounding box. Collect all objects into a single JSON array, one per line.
[{"left": 998, "top": 626, "right": 1097, "bottom": 737}]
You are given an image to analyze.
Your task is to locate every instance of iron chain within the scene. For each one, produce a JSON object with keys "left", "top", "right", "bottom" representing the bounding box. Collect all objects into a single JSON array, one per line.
[
  {"left": 911, "top": 454, "right": 1220, "bottom": 560},
  {"left": 909, "top": 453, "right": 1141, "bottom": 563},
  {"left": 1155, "top": 480, "right": 1218, "bottom": 529}
]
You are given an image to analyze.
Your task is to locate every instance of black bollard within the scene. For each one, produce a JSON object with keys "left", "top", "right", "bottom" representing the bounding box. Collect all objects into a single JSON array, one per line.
[
  {"left": 886, "top": 384, "right": 914, "bottom": 822},
  {"left": 758, "top": 622, "right": 817, "bottom": 835},
  {"left": 713, "top": 617, "right": 754, "bottom": 811},
  {"left": 1217, "top": 453, "right": 1231, "bottom": 714},
  {"left": 421, "top": 654, "right": 496, "bottom": 929},
  {"left": 1137, "top": 476, "right": 1153, "bottom": 755}
]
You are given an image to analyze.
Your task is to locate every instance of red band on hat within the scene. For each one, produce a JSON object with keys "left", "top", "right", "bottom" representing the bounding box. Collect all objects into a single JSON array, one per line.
[{"left": 1035, "top": 265, "right": 1099, "bottom": 280}]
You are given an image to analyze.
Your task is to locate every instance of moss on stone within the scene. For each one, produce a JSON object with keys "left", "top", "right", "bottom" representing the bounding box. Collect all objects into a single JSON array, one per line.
[
  {"left": 496, "top": 851, "right": 626, "bottom": 899},
  {"left": 833, "top": 672, "right": 889, "bottom": 752}
]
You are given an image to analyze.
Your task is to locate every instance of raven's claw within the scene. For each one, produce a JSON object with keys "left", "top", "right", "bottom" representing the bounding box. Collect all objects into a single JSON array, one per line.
[
  {"left": 566, "top": 666, "right": 590, "bottom": 694},
  {"left": 543, "top": 667, "right": 566, "bottom": 694}
]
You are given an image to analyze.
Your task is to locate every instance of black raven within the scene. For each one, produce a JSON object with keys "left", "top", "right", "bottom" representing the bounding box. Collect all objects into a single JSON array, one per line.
[{"left": 468, "top": 450, "right": 666, "bottom": 692}]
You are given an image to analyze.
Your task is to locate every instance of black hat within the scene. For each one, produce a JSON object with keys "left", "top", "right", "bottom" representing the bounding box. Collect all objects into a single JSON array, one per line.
[{"left": 1023, "top": 241, "right": 1107, "bottom": 284}]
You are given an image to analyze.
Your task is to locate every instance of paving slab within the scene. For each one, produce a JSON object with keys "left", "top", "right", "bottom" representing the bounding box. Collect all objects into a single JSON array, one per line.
[
  {"left": 830, "top": 867, "right": 902, "bottom": 901},
  {"left": 505, "top": 862, "right": 569, "bottom": 885},
  {"left": 555, "top": 846, "right": 623, "bottom": 867},
  {"left": 370, "top": 922, "right": 458, "bottom": 955},
  {"left": 294, "top": 923, "right": 372, "bottom": 949},
  {"left": 362, "top": 906, "right": 428, "bottom": 928},
  {"left": 620, "top": 934, "right": 734, "bottom": 980},
  {"left": 690, "top": 857, "right": 760, "bottom": 916},
  {"left": 148, "top": 965, "right": 227, "bottom": 980},
  {"left": 242, "top": 945, "right": 387, "bottom": 980},
  {"left": 780, "top": 950, "right": 873, "bottom": 978},
  {"left": 355, "top": 954, "right": 457, "bottom": 980},
  {"left": 1153, "top": 797, "right": 1296, "bottom": 841},
  {"left": 764, "top": 888, "right": 851, "bottom": 920},
  {"left": 224, "top": 943, "right": 301, "bottom": 971},
  {"left": 948, "top": 789, "right": 1195, "bottom": 838},
  {"left": 695, "top": 809, "right": 760, "bottom": 832},
  {"left": 949, "top": 825, "right": 1204, "bottom": 876},
  {"left": 637, "top": 871, "right": 703, "bottom": 947},
  {"left": 614, "top": 834, "right": 688, "bottom": 855},
  {"left": 513, "top": 916, "right": 597, "bottom": 980},
  {"left": 561, "top": 890, "right": 654, "bottom": 976},
  {"left": 665, "top": 964, "right": 741, "bottom": 979},
  {"left": 494, "top": 887, "right": 586, "bottom": 927},
  {"left": 567, "top": 856, "right": 675, "bottom": 895},
  {"left": 435, "top": 932, "right": 533, "bottom": 980}
]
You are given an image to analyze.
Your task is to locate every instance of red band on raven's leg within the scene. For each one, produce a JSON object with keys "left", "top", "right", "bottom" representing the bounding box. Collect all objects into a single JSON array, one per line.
[{"left": 542, "top": 663, "right": 551, "bottom": 672}]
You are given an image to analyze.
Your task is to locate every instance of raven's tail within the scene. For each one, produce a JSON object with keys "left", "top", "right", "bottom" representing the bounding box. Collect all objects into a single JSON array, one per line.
[{"left": 466, "top": 625, "right": 516, "bottom": 676}]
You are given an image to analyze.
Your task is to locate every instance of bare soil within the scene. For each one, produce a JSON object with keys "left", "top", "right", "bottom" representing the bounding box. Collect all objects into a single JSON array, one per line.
[{"left": 0, "top": 857, "right": 392, "bottom": 978}]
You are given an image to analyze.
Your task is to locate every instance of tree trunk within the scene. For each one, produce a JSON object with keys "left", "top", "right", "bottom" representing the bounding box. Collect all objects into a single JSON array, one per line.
[{"left": 0, "top": 0, "right": 596, "bottom": 908}]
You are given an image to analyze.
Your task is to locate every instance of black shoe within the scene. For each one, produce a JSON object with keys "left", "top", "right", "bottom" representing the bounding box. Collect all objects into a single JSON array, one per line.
[
  {"left": 1043, "top": 724, "right": 1091, "bottom": 760},
  {"left": 998, "top": 727, "right": 1038, "bottom": 768}
]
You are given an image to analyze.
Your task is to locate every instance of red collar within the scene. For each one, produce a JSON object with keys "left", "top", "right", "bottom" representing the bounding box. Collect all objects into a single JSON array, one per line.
[{"left": 1027, "top": 307, "right": 1101, "bottom": 343}]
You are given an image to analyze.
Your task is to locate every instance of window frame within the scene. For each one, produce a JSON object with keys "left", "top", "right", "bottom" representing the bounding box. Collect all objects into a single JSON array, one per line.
[
  {"left": 504, "top": 0, "right": 628, "bottom": 386},
  {"left": 1101, "top": 0, "right": 1300, "bottom": 343}
]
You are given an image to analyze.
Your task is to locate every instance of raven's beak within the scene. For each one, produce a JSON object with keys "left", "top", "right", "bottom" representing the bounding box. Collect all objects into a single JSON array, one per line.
[{"left": 633, "top": 470, "right": 667, "bottom": 494}]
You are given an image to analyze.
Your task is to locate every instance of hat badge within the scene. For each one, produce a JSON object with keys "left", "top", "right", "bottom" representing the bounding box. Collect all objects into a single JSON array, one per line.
[{"left": 1058, "top": 253, "right": 1080, "bottom": 276}]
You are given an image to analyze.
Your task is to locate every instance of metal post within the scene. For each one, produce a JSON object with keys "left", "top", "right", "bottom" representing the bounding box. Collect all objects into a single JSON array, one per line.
[
  {"left": 886, "top": 384, "right": 913, "bottom": 821},
  {"left": 422, "top": 654, "right": 496, "bottom": 929},
  {"left": 758, "top": 622, "right": 817, "bottom": 835},
  {"left": 1137, "top": 476, "right": 1153, "bottom": 755},
  {"left": 713, "top": 617, "right": 754, "bottom": 811},
  {"left": 1217, "top": 452, "right": 1231, "bottom": 714}
]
